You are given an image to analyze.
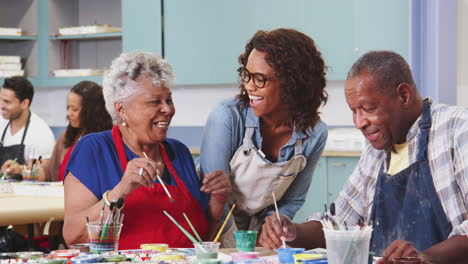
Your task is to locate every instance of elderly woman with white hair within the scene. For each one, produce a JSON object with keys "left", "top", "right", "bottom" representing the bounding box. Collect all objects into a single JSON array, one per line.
[{"left": 63, "top": 51, "right": 231, "bottom": 249}]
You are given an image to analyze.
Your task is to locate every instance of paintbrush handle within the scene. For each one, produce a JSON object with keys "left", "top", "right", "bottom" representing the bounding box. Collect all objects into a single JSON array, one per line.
[
  {"left": 183, "top": 212, "right": 203, "bottom": 242},
  {"left": 213, "top": 203, "right": 236, "bottom": 243},
  {"left": 163, "top": 210, "right": 199, "bottom": 244},
  {"left": 157, "top": 175, "right": 173, "bottom": 199}
]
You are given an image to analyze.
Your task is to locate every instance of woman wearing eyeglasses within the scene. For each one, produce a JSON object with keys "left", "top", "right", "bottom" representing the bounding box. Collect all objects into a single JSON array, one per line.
[{"left": 199, "top": 28, "right": 328, "bottom": 245}]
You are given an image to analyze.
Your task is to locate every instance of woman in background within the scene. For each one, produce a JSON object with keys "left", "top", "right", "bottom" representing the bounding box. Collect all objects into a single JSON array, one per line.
[
  {"left": 39, "top": 81, "right": 112, "bottom": 181},
  {"left": 200, "top": 28, "right": 328, "bottom": 245}
]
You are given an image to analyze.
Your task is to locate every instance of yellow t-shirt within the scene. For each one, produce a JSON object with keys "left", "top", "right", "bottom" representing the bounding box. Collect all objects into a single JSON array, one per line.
[{"left": 387, "top": 141, "right": 410, "bottom": 175}]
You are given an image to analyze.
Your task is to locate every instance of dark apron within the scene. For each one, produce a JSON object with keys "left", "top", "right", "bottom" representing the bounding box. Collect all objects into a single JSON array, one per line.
[
  {"left": 369, "top": 101, "right": 452, "bottom": 256},
  {"left": 0, "top": 111, "right": 31, "bottom": 166}
]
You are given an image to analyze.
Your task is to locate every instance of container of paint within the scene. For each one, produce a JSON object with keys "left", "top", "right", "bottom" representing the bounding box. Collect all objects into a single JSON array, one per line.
[
  {"left": 100, "top": 254, "right": 128, "bottom": 262},
  {"left": 233, "top": 259, "right": 267, "bottom": 264},
  {"left": 233, "top": 230, "right": 258, "bottom": 252},
  {"left": 231, "top": 251, "right": 260, "bottom": 261},
  {"left": 140, "top": 243, "right": 168, "bottom": 252},
  {"left": 68, "top": 243, "right": 90, "bottom": 253},
  {"left": 293, "top": 253, "right": 326, "bottom": 264},
  {"left": 192, "top": 259, "right": 222, "bottom": 264},
  {"left": 70, "top": 254, "right": 101, "bottom": 264},
  {"left": 16, "top": 251, "right": 44, "bottom": 260},
  {"left": 276, "top": 248, "right": 305, "bottom": 264},
  {"left": 40, "top": 258, "right": 69, "bottom": 264},
  {"left": 155, "top": 253, "right": 186, "bottom": 261},
  {"left": 0, "top": 253, "right": 16, "bottom": 260},
  {"left": 50, "top": 249, "right": 80, "bottom": 259},
  {"left": 194, "top": 242, "right": 220, "bottom": 259}
]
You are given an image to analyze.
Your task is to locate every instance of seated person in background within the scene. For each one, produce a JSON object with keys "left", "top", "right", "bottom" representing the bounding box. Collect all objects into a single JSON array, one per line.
[
  {"left": 0, "top": 76, "right": 55, "bottom": 176},
  {"left": 39, "top": 81, "right": 112, "bottom": 182},
  {"left": 200, "top": 28, "right": 328, "bottom": 246},
  {"left": 259, "top": 51, "right": 468, "bottom": 264},
  {"left": 63, "top": 51, "right": 231, "bottom": 249}
]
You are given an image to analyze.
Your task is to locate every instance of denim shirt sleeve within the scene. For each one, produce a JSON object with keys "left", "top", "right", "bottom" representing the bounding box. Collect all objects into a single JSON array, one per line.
[
  {"left": 200, "top": 99, "right": 243, "bottom": 178},
  {"left": 272, "top": 121, "right": 328, "bottom": 220}
]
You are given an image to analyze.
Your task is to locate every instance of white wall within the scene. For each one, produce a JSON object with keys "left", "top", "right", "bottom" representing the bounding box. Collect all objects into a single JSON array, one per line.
[
  {"left": 458, "top": 0, "right": 468, "bottom": 106},
  {"left": 31, "top": 80, "right": 354, "bottom": 127}
]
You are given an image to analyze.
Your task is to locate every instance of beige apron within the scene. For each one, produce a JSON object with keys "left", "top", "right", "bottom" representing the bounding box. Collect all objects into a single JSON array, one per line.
[{"left": 221, "top": 127, "right": 307, "bottom": 247}]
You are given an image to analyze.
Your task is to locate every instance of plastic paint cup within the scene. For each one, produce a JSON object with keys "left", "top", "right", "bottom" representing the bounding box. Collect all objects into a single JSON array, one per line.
[
  {"left": 86, "top": 221, "right": 123, "bottom": 253},
  {"left": 231, "top": 251, "right": 260, "bottom": 261},
  {"left": 154, "top": 253, "right": 186, "bottom": 261},
  {"left": 276, "top": 248, "right": 305, "bottom": 264},
  {"left": 192, "top": 260, "right": 222, "bottom": 264},
  {"left": 70, "top": 254, "right": 101, "bottom": 264},
  {"left": 234, "top": 230, "right": 258, "bottom": 252},
  {"left": 0, "top": 253, "right": 16, "bottom": 260},
  {"left": 293, "top": 253, "right": 325, "bottom": 264},
  {"left": 140, "top": 243, "right": 168, "bottom": 252},
  {"left": 233, "top": 259, "right": 267, "bottom": 264},
  {"left": 22, "top": 169, "right": 32, "bottom": 180},
  {"left": 16, "top": 251, "right": 44, "bottom": 260},
  {"left": 392, "top": 257, "right": 424, "bottom": 264},
  {"left": 194, "top": 242, "right": 220, "bottom": 259},
  {"left": 323, "top": 226, "right": 372, "bottom": 264},
  {"left": 68, "top": 243, "right": 90, "bottom": 253},
  {"left": 50, "top": 249, "right": 80, "bottom": 259}
]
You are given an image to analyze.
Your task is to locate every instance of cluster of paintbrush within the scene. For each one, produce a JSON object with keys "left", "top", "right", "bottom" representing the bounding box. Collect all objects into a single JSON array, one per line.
[
  {"left": 321, "top": 203, "right": 342, "bottom": 230},
  {"left": 87, "top": 197, "right": 125, "bottom": 250}
]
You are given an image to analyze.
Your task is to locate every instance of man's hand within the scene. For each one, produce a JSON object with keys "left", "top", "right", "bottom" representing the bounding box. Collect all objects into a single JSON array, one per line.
[
  {"left": 376, "top": 240, "right": 424, "bottom": 264},
  {"left": 1, "top": 159, "right": 22, "bottom": 175},
  {"left": 259, "top": 214, "right": 297, "bottom": 250}
]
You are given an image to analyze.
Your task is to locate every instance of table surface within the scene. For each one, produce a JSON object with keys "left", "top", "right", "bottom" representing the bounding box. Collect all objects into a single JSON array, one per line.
[{"left": 0, "top": 194, "right": 64, "bottom": 226}]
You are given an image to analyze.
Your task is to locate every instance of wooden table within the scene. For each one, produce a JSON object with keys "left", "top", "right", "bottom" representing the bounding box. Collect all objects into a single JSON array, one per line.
[{"left": 0, "top": 194, "right": 64, "bottom": 226}]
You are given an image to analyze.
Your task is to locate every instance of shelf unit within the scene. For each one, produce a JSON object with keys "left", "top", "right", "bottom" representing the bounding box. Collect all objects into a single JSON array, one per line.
[
  {"left": 50, "top": 32, "right": 122, "bottom": 41},
  {"left": 0, "top": 36, "right": 37, "bottom": 41},
  {"left": 46, "top": 0, "right": 122, "bottom": 86},
  {"left": 0, "top": 0, "right": 39, "bottom": 82}
]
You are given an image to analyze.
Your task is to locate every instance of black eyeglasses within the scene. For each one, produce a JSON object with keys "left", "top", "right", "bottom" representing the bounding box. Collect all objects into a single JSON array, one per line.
[{"left": 238, "top": 67, "right": 278, "bottom": 89}]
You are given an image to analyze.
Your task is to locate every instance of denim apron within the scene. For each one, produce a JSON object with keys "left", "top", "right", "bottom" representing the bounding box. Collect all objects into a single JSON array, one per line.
[
  {"left": 0, "top": 111, "right": 31, "bottom": 166},
  {"left": 369, "top": 101, "right": 452, "bottom": 255}
]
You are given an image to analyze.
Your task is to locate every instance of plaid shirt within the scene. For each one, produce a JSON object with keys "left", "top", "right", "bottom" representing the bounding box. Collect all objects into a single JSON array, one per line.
[{"left": 310, "top": 99, "right": 468, "bottom": 237}]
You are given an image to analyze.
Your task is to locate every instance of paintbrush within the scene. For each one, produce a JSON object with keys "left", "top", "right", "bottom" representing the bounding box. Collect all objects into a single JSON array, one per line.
[
  {"left": 272, "top": 193, "right": 286, "bottom": 248},
  {"left": 183, "top": 212, "right": 203, "bottom": 242},
  {"left": 163, "top": 210, "right": 199, "bottom": 244},
  {"left": 213, "top": 203, "right": 236, "bottom": 243},
  {"left": 142, "top": 152, "right": 175, "bottom": 202}
]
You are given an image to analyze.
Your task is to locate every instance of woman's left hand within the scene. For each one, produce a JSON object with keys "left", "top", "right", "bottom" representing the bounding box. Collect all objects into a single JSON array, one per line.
[{"left": 200, "top": 170, "right": 231, "bottom": 203}]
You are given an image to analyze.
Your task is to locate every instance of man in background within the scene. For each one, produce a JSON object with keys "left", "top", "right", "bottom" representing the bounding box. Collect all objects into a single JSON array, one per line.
[{"left": 0, "top": 76, "right": 55, "bottom": 176}]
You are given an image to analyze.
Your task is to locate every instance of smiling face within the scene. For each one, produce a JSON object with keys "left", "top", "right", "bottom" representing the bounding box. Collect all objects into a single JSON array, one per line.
[
  {"left": 119, "top": 75, "right": 175, "bottom": 145},
  {"left": 345, "top": 71, "right": 405, "bottom": 150},
  {"left": 67, "top": 92, "right": 82, "bottom": 128},
  {"left": 244, "top": 49, "right": 285, "bottom": 119},
  {"left": 0, "top": 88, "right": 28, "bottom": 121}
]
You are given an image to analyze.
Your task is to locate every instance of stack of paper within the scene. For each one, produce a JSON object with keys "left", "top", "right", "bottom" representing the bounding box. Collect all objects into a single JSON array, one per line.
[
  {"left": 0, "top": 56, "right": 23, "bottom": 77},
  {"left": 53, "top": 68, "right": 105, "bottom": 77},
  {"left": 0, "top": 27, "right": 22, "bottom": 36},
  {"left": 58, "top": 24, "right": 121, "bottom": 35}
]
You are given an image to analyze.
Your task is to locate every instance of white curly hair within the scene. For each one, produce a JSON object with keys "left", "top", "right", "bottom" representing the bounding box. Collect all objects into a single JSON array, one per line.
[{"left": 102, "top": 51, "right": 175, "bottom": 123}]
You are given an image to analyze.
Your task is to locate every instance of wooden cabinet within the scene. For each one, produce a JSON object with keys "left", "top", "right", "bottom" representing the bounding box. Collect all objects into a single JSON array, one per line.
[{"left": 293, "top": 156, "right": 359, "bottom": 223}]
